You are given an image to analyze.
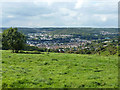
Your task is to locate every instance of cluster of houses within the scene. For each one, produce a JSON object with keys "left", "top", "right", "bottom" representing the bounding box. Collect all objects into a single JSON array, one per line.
[
  {"left": 100, "top": 31, "right": 118, "bottom": 35},
  {"left": 26, "top": 31, "right": 116, "bottom": 51},
  {"left": 27, "top": 32, "right": 92, "bottom": 50}
]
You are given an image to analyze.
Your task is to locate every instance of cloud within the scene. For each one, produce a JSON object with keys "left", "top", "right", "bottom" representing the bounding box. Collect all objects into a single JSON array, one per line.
[
  {"left": 33, "top": 0, "right": 56, "bottom": 6},
  {"left": 94, "top": 14, "right": 108, "bottom": 22},
  {"left": 75, "top": 0, "right": 84, "bottom": 9},
  {"left": 59, "top": 8, "right": 77, "bottom": 17},
  {"left": 7, "top": 15, "right": 14, "bottom": 18},
  {"left": 93, "top": 14, "right": 117, "bottom": 22},
  {"left": 1, "top": 0, "right": 118, "bottom": 27},
  {"left": 1, "top": 0, "right": 76, "bottom": 3},
  {"left": 101, "top": 17, "right": 107, "bottom": 22}
]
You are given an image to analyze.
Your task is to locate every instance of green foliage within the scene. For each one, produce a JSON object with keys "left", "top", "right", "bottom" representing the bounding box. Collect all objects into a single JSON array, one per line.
[
  {"left": 2, "top": 50, "right": 118, "bottom": 88},
  {"left": 23, "top": 45, "right": 43, "bottom": 51},
  {"left": 50, "top": 28, "right": 118, "bottom": 35},
  {"left": 2, "top": 27, "right": 26, "bottom": 53}
]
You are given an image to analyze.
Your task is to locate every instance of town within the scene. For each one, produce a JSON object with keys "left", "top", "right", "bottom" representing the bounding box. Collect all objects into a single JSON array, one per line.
[{"left": 26, "top": 30, "right": 118, "bottom": 52}]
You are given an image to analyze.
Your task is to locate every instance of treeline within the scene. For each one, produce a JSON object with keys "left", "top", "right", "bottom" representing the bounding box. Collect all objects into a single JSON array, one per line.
[
  {"left": 20, "top": 42, "right": 118, "bottom": 56},
  {"left": 50, "top": 28, "right": 118, "bottom": 35},
  {"left": 1, "top": 27, "right": 118, "bottom": 35},
  {"left": 75, "top": 44, "right": 118, "bottom": 55}
]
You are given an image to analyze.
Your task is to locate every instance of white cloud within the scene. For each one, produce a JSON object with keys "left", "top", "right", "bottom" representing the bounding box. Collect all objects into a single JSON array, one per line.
[
  {"left": 33, "top": 0, "right": 77, "bottom": 6},
  {"left": 93, "top": 14, "right": 117, "bottom": 23},
  {"left": 0, "top": 7, "right": 2, "bottom": 18},
  {"left": 1, "top": 0, "right": 118, "bottom": 27},
  {"left": 94, "top": 14, "right": 107, "bottom": 22},
  {"left": 75, "top": 0, "right": 84, "bottom": 9},
  {"left": 101, "top": 17, "right": 107, "bottom": 22},
  {"left": 33, "top": 0, "right": 56, "bottom": 6},
  {"left": 59, "top": 8, "right": 77, "bottom": 17},
  {"left": 7, "top": 15, "right": 14, "bottom": 18},
  {"left": 1, "top": 0, "right": 75, "bottom": 3},
  {"left": 41, "top": 13, "right": 55, "bottom": 17},
  {"left": 1, "top": 0, "right": 31, "bottom": 2},
  {"left": 0, "top": 3, "right": 2, "bottom": 27}
]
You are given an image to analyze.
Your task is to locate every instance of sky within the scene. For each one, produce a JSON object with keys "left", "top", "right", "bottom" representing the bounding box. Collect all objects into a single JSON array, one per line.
[{"left": 0, "top": 0, "right": 119, "bottom": 28}]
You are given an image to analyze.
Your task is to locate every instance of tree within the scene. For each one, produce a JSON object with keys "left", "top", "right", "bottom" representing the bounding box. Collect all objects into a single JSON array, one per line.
[{"left": 2, "top": 27, "right": 26, "bottom": 53}]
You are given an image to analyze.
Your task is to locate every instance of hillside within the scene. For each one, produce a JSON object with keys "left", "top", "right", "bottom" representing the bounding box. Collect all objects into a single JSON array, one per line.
[
  {"left": 1, "top": 27, "right": 118, "bottom": 35},
  {"left": 49, "top": 28, "right": 118, "bottom": 35},
  {"left": 2, "top": 50, "right": 118, "bottom": 88}
]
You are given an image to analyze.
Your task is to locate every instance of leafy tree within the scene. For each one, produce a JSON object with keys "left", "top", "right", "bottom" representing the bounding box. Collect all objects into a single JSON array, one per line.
[{"left": 2, "top": 27, "right": 26, "bottom": 53}]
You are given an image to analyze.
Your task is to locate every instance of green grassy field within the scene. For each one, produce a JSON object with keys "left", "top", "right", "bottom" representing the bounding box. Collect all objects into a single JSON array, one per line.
[{"left": 2, "top": 50, "right": 118, "bottom": 88}]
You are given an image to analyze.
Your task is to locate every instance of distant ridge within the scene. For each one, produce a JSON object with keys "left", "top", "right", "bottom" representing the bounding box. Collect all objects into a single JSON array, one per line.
[{"left": 0, "top": 27, "right": 118, "bottom": 35}]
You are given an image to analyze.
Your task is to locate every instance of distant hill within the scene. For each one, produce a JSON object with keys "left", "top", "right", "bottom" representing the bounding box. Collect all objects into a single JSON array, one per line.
[
  {"left": 49, "top": 28, "right": 118, "bottom": 35},
  {"left": 0, "top": 27, "right": 118, "bottom": 35},
  {"left": 0, "top": 28, "right": 52, "bottom": 34}
]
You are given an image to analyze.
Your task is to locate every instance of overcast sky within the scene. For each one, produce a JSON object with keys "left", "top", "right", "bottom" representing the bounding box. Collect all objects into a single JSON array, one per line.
[{"left": 0, "top": 0, "right": 119, "bottom": 28}]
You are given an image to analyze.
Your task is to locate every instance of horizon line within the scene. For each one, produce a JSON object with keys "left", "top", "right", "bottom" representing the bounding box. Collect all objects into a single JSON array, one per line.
[{"left": 0, "top": 26, "right": 118, "bottom": 28}]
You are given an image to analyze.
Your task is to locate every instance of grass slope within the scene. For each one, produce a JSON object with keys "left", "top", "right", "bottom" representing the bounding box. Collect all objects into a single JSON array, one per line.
[{"left": 2, "top": 50, "right": 118, "bottom": 88}]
